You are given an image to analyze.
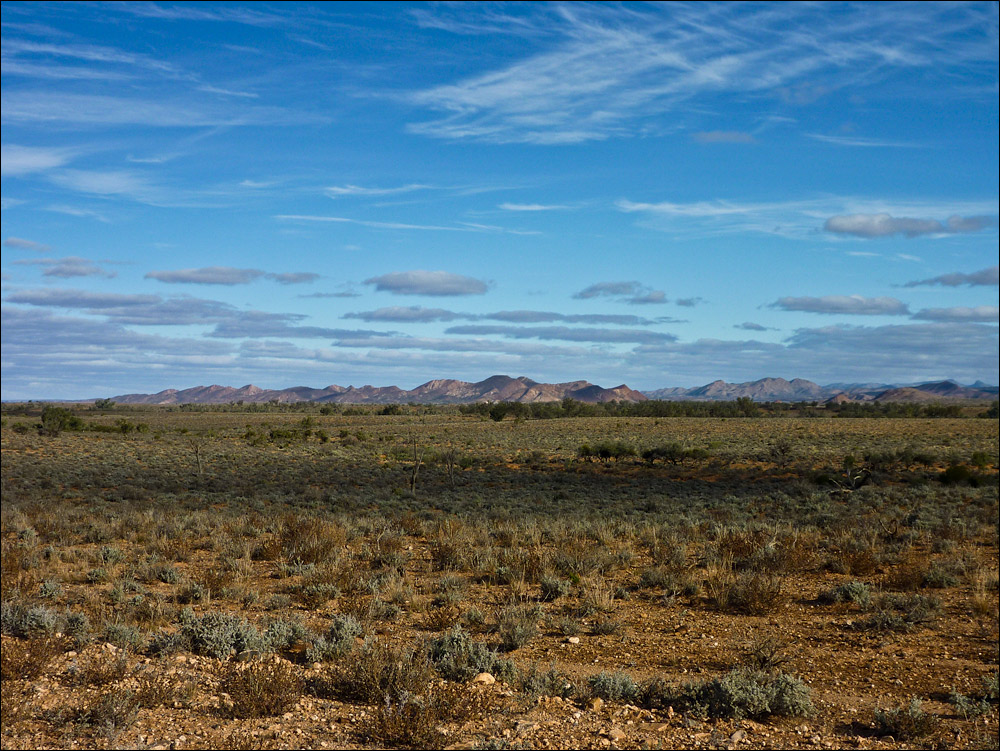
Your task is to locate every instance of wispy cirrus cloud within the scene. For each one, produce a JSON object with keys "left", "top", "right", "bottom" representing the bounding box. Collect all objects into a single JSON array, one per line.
[
  {"left": 1, "top": 92, "right": 326, "bottom": 128},
  {"left": 498, "top": 202, "right": 572, "bottom": 211},
  {"left": 770, "top": 295, "right": 910, "bottom": 316},
  {"left": 0, "top": 144, "right": 75, "bottom": 176},
  {"left": 276, "top": 214, "right": 476, "bottom": 232},
  {"left": 325, "top": 184, "right": 433, "bottom": 197},
  {"left": 904, "top": 266, "right": 999, "bottom": 288},
  {"left": 364, "top": 271, "right": 490, "bottom": 297},
  {"left": 691, "top": 130, "right": 755, "bottom": 144},
  {"left": 806, "top": 134, "right": 922, "bottom": 148},
  {"left": 406, "top": 2, "right": 997, "bottom": 144}
]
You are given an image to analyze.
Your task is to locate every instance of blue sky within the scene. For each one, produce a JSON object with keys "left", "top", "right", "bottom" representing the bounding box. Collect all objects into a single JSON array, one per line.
[{"left": 2, "top": 1, "right": 998, "bottom": 400}]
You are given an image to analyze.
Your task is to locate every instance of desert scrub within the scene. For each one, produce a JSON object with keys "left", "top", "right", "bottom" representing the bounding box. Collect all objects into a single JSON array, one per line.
[
  {"left": 706, "top": 570, "right": 787, "bottom": 615},
  {"left": 222, "top": 659, "right": 304, "bottom": 718},
  {"left": 539, "top": 574, "right": 571, "bottom": 601},
  {"left": 366, "top": 681, "right": 492, "bottom": 750},
  {"left": 178, "top": 609, "right": 264, "bottom": 660},
  {"left": 1, "top": 634, "right": 68, "bottom": 679},
  {"left": 519, "top": 663, "right": 575, "bottom": 699},
  {"left": 873, "top": 697, "right": 939, "bottom": 740},
  {"left": 852, "top": 593, "right": 941, "bottom": 632},
  {"left": 495, "top": 602, "right": 543, "bottom": 651},
  {"left": 317, "top": 640, "right": 435, "bottom": 704},
  {"left": 426, "top": 626, "right": 517, "bottom": 683},
  {"left": 818, "top": 580, "right": 872, "bottom": 608},
  {"left": 670, "top": 668, "right": 814, "bottom": 719},
  {"left": 0, "top": 602, "right": 59, "bottom": 637},
  {"left": 588, "top": 671, "right": 639, "bottom": 702}
]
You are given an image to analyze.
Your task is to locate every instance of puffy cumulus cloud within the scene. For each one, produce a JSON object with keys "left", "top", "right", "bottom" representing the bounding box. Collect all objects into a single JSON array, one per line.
[
  {"left": 770, "top": 295, "right": 910, "bottom": 316},
  {"left": 911, "top": 306, "right": 999, "bottom": 323},
  {"left": 823, "top": 213, "right": 996, "bottom": 238},
  {"left": 145, "top": 267, "right": 320, "bottom": 285},
  {"left": 444, "top": 324, "right": 677, "bottom": 344},
  {"left": 344, "top": 306, "right": 470, "bottom": 323},
  {"left": 573, "top": 281, "right": 668, "bottom": 305},
  {"left": 904, "top": 266, "right": 999, "bottom": 288},
  {"left": 364, "top": 270, "right": 489, "bottom": 296},
  {"left": 4, "top": 236, "right": 51, "bottom": 251},
  {"left": 13, "top": 256, "right": 116, "bottom": 278}
]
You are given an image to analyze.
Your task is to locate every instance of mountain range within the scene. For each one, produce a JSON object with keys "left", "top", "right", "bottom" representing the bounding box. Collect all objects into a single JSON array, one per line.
[{"left": 107, "top": 376, "right": 998, "bottom": 406}]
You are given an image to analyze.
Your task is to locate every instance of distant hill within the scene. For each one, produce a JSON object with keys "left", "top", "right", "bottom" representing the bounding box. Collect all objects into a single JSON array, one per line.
[
  {"left": 642, "top": 377, "right": 997, "bottom": 403},
  {"left": 104, "top": 375, "right": 997, "bottom": 406},
  {"left": 110, "top": 375, "right": 648, "bottom": 405}
]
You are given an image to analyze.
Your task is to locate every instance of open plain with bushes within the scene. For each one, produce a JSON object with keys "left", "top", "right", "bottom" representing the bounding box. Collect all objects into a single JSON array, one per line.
[{"left": 1, "top": 401, "right": 997, "bottom": 749}]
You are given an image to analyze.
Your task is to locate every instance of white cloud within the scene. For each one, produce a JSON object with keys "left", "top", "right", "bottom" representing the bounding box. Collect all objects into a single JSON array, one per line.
[
  {"left": 406, "top": 3, "right": 997, "bottom": 144},
  {"left": 325, "top": 184, "right": 432, "bottom": 197},
  {"left": 4, "top": 237, "right": 52, "bottom": 252},
  {"left": 1, "top": 144, "right": 73, "bottom": 176},
  {"left": 770, "top": 295, "right": 910, "bottom": 316},
  {"left": 364, "top": 271, "right": 490, "bottom": 297},
  {"left": 904, "top": 266, "right": 999, "bottom": 288},
  {"left": 824, "top": 213, "right": 995, "bottom": 238},
  {"left": 911, "top": 306, "right": 999, "bottom": 323},
  {"left": 498, "top": 202, "right": 571, "bottom": 211}
]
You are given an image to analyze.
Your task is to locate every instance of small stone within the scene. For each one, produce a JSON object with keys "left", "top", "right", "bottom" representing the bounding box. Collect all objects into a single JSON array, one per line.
[
  {"left": 608, "top": 727, "right": 626, "bottom": 742},
  {"left": 730, "top": 729, "right": 747, "bottom": 743},
  {"left": 640, "top": 722, "right": 671, "bottom": 733},
  {"left": 472, "top": 672, "right": 496, "bottom": 685},
  {"left": 567, "top": 636, "right": 581, "bottom": 644},
  {"left": 588, "top": 697, "right": 605, "bottom": 711},
  {"left": 516, "top": 721, "right": 540, "bottom": 735}
]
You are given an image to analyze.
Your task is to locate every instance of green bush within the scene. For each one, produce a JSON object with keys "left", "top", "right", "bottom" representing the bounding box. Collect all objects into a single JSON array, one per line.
[
  {"left": 818, "top": 580, "right": 871, "bottom": 608},
  {"left": 874, "top": 697, "right": 938, "bottom": 739},
  {"left": 426, "top": 626, "right": 517, "bottom": 683},
  {"left": 672, "top": 668, "right": 814, "bottom": 719},
  {"left": 588, "top": 671, "right": 639, "bottom": 702},
  {"left": 179, "top": 610, "right": 263, "bottom": 660}
]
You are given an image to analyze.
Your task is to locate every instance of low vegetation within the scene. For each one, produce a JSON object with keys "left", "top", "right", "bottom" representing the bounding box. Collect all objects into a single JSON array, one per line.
[{"left": 1, "top": 402, "right": 997, "bottom": 749}]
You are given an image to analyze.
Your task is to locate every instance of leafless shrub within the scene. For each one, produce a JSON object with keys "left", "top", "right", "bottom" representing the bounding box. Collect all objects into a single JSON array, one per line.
[
  {"left": 1, "top": 635, "right": 68, "bottom": 680},
  {"left": 222, "top": 659, "right": 304, "bottom": 718}
]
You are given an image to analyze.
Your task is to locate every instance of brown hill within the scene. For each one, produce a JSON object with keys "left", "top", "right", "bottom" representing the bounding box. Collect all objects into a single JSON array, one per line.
[{"left": 110, "top": 375, "right": 647, "bottom": 406}]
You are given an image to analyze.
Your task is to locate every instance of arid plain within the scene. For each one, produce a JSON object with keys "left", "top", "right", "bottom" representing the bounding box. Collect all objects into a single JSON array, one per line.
[{"left": 2, "top": 402, "right": 997, "bottom": 750}]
